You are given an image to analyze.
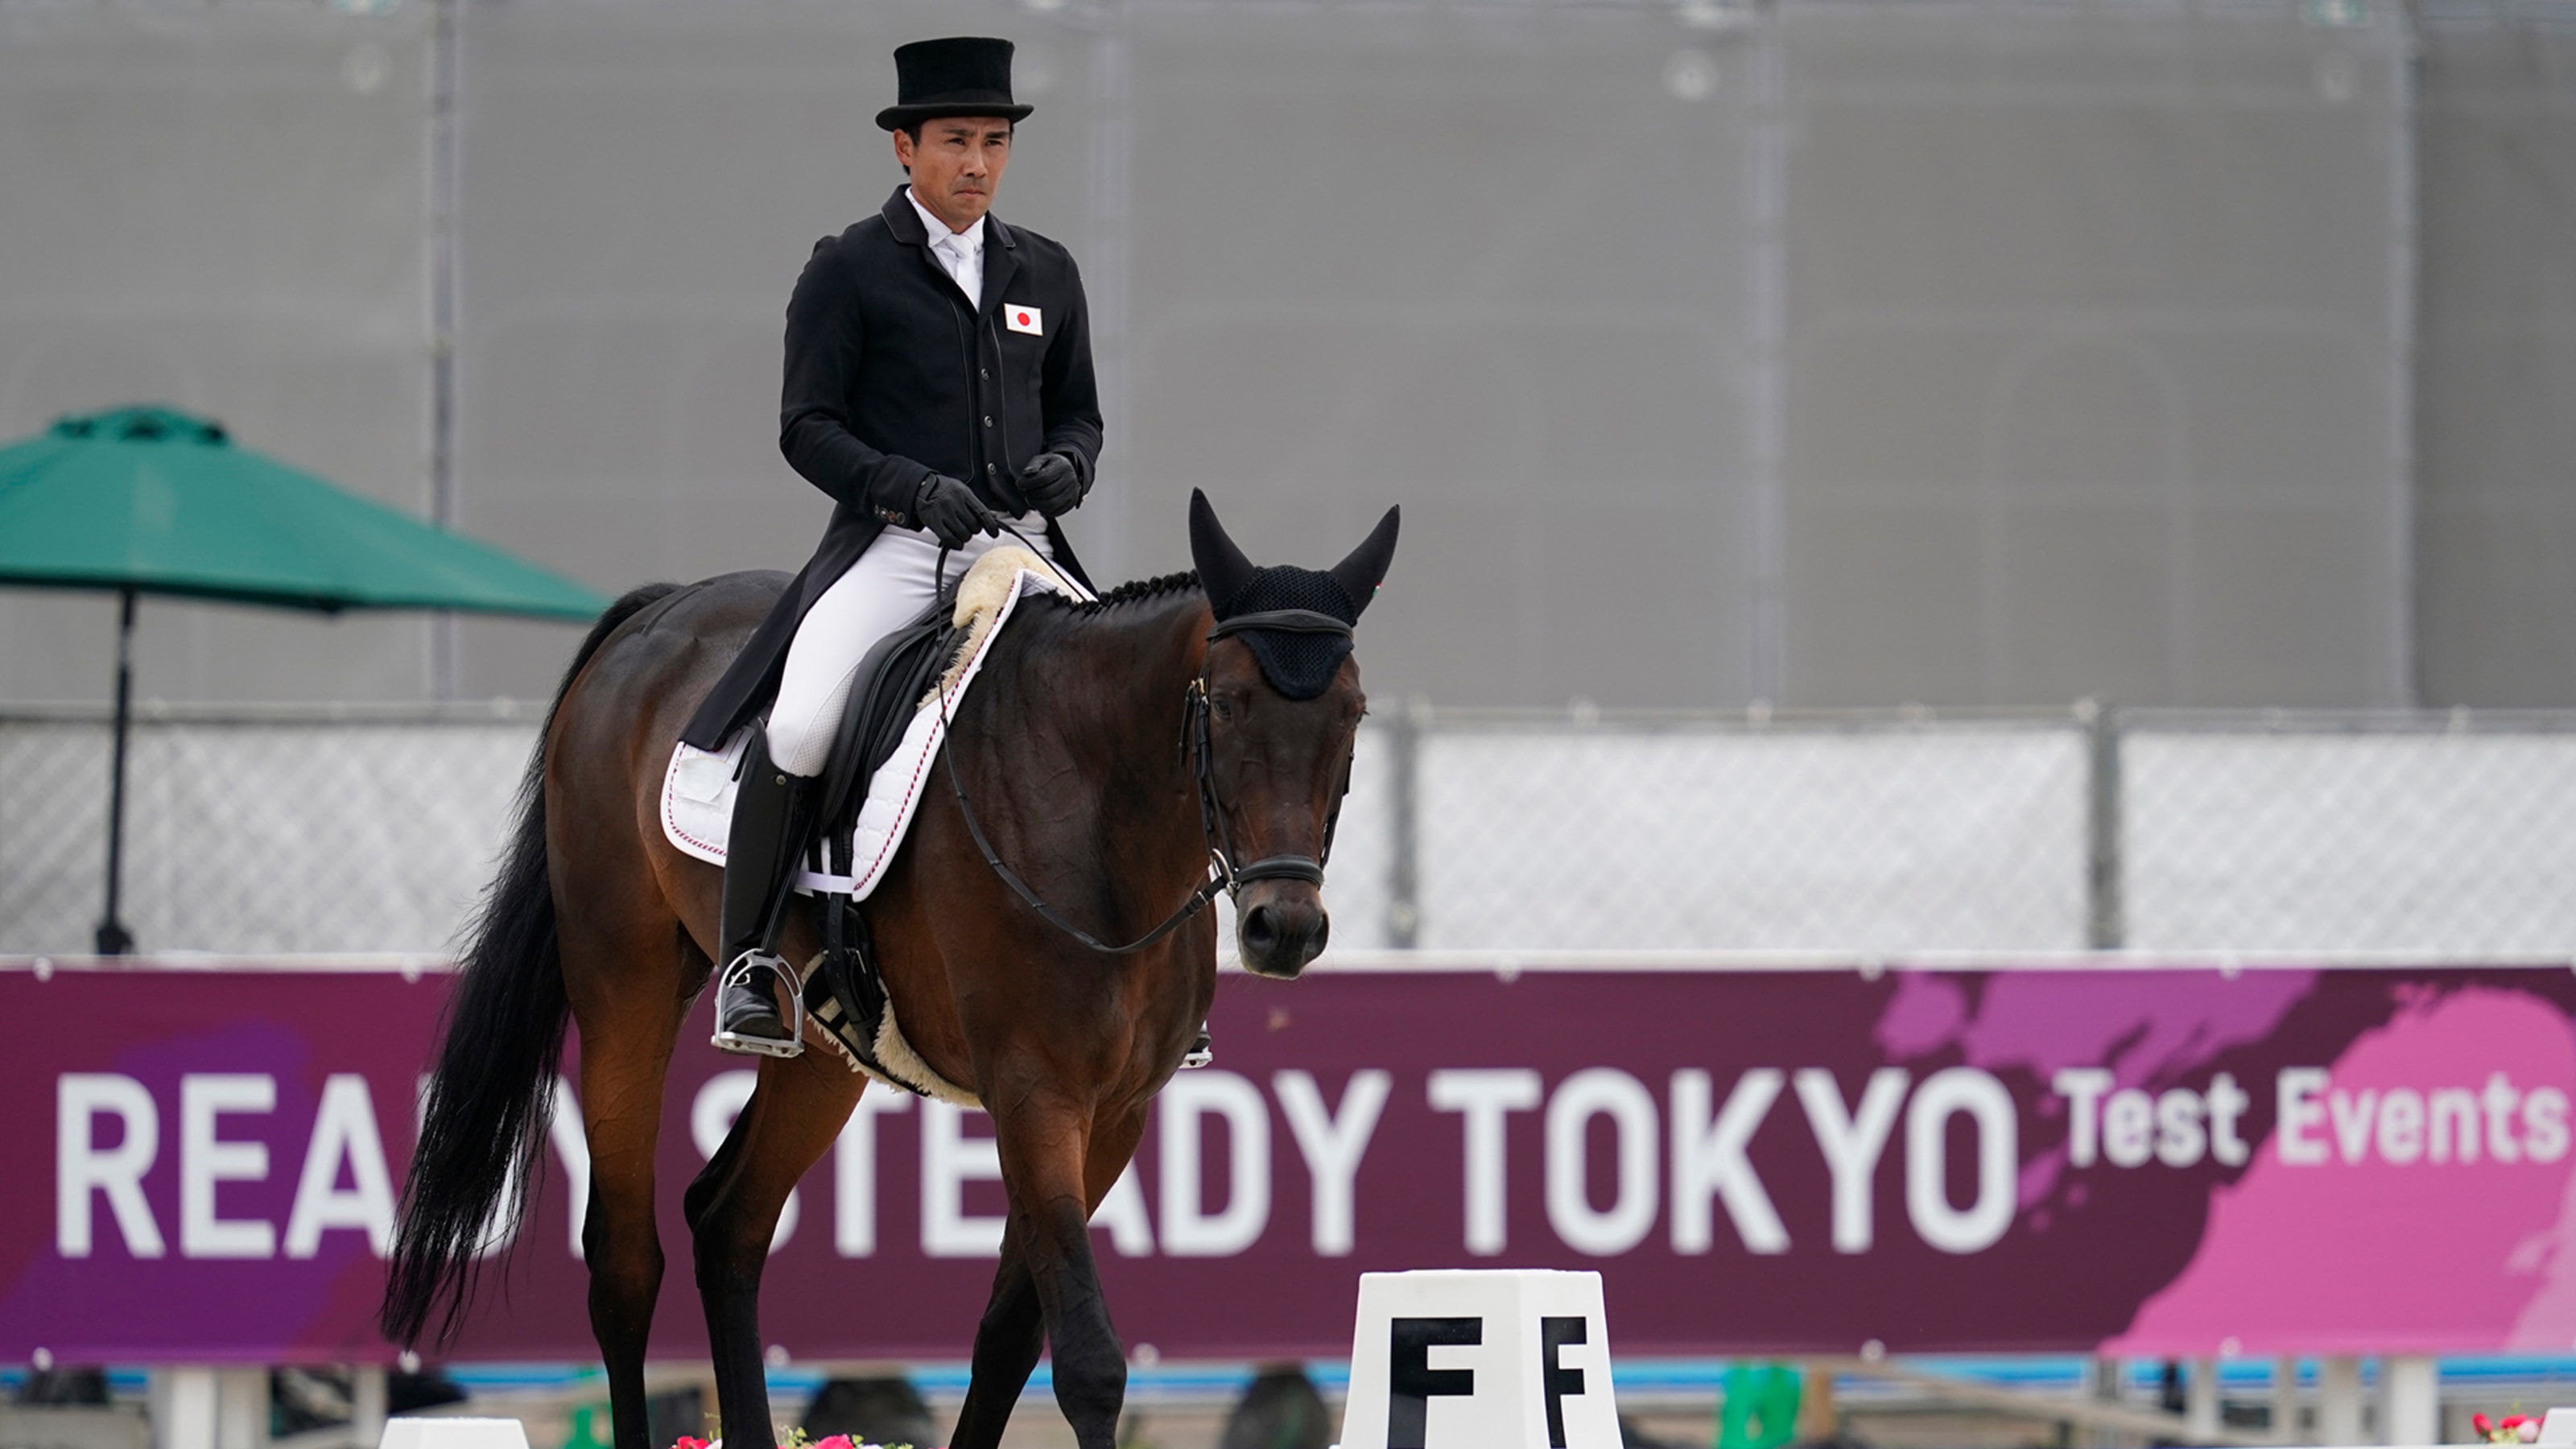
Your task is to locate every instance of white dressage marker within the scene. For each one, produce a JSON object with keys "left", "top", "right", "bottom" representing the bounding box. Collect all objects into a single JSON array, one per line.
[
  {"left": 1340, "top": 1269, "right": 1620, "bottom": 1449},
  {"left": 378, "top": 1419, "right": 531, "bottom": 1449}
]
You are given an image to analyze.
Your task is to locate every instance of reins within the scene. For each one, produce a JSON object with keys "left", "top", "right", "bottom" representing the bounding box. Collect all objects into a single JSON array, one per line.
[{"left": 927, "top": 543, "right": 1352, "bottom": 955}]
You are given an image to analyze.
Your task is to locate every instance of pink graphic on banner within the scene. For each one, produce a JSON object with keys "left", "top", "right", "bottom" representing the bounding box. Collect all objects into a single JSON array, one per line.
[
  {"left": 1875, "top": 970, "right": 2318, "bottom": 1212},
  {"left": 2111, "top": 986, "right": 2576, "bottom": 1355}
]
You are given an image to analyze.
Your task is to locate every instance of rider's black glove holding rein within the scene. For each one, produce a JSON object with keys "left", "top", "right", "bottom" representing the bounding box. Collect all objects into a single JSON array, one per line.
[
  {"left": 914, "top": 473, "right": 1000, "bottom": 549},
  {"left": 1018, "top": 450, "right": 1088, "bottom": 518}
]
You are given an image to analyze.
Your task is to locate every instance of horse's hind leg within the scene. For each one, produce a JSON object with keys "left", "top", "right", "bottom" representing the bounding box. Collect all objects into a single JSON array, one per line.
[
  {"left": 560, "top": 914, "right": 699, "bottom": 1449},
  {"left": 683, "top": 1046, "right": 865, "bottom": 1449}
]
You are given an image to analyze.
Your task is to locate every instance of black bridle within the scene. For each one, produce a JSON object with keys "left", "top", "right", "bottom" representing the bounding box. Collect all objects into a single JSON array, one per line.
[
  {"left": 1195, "top": 606, "right": 1358, "bottom": 893},
  {"left": 931, "top": 578, "right": 1355, "bottom": 956}
]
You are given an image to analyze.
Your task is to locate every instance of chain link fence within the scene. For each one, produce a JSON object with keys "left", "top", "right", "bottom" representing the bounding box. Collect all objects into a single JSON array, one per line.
[
  {"left": 2122, "top": 712, "right": 2576, "bottom": 956},
  {"left": 9, "top": 703, "right": 2576, "bottom": 960},
  {"left": 1404, "top": 712, "right": 2088, "bottom": 955},
  {"left": 0, "top": 704, "right": 535, "bottom": 957}
]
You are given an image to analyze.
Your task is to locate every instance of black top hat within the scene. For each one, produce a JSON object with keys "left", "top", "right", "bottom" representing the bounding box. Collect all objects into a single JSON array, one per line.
[{"left": 875, "top": 37, "right": 1034, "bottom": 132}]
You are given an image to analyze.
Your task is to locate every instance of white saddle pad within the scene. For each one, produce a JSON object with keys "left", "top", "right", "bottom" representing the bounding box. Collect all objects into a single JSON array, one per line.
[{"left": 661, "top": 547, "right": 1084, "bottom": 900}]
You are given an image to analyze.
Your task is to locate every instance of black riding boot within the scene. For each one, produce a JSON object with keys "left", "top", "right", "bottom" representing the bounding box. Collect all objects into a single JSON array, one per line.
[{"left": 712, "top": 729, "right": 813, "bottom": 1059}]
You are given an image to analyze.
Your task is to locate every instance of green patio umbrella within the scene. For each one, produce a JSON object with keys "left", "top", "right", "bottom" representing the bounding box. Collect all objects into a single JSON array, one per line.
[{"left": 0, "top": 404, "right": 611, "bottom": 953}]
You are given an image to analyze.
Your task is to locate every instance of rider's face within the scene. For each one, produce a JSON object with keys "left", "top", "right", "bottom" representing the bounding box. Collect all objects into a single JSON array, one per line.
[{"left": 894, "top": 118, "right": 1013, "bottom": 233}]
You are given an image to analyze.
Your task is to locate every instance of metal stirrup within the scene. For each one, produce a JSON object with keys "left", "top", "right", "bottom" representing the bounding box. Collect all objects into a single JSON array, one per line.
[{"left": 711, "top": 949, "right": 806, "bottom": 1059}]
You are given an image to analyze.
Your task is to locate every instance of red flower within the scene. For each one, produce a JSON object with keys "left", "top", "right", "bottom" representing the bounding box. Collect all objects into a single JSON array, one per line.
[{"left": 2477, "top": 1416, "right": 2496, "bottom": 1435}]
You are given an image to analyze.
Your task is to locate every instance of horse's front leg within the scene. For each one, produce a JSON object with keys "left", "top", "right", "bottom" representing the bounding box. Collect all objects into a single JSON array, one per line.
[
  {"left": 945, "top": 1227, "right": 1044, "bottom": 1449},
  {"left": 681, "top": 1046, "right": 865, "bottom": 1449},
  {"left": 951, "top": 1097, "right": 1149, "bottom": 1449},
  {"left": 981, "top": 1098, "right": 1149, "bottom": 1449}
]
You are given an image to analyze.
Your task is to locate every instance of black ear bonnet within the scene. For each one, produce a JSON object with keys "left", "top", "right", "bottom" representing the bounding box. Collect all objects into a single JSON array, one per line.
[
  {"left": 1187, "top": 489, "right": 1400, "bottom": 703},
  {"left": 1216, "top": 568, "right": 1361, "bottom": 701}
]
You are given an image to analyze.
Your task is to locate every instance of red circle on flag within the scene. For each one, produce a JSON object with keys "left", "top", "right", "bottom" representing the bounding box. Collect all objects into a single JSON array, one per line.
[{"left": 1016, "top": 312, "right": 1030, "bottom": 325}]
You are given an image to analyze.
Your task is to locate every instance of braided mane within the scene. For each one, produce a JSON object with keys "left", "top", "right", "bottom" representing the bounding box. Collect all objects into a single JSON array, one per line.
[{"left": 1065, "top": 569, "right": 1202, "bottom": 611}]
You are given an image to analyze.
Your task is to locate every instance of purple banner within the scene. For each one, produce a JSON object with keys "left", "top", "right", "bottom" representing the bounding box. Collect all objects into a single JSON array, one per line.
[{"left": 8, "top": 960, "right": 2576, "bottom": 1364}]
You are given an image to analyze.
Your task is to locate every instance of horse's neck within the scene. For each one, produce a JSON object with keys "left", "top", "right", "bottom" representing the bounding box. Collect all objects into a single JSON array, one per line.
[
  {"left": 1055, "top": 590, "right": 1208, "bottom": 771},
  {"left": 993, "top": 588, "right": 1209, "bottom": 848}
]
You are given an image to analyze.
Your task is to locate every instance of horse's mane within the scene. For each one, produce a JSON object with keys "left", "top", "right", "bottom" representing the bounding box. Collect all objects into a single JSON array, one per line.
[{"left": 1057, "top": 568, "right": 1203, "bottom": 612}]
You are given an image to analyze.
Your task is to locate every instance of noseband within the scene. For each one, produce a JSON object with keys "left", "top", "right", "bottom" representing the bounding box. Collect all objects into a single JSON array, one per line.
[{"left": 938, "top": 603, "right": 1355, "bottom": 956}]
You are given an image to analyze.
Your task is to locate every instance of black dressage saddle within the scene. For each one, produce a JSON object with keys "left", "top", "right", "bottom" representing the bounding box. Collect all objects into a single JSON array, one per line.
[{"left": 787, "top": 588, "right": 964, "bottom": 1093}]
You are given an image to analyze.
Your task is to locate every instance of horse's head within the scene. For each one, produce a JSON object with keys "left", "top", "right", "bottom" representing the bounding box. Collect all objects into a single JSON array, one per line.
[{"left": 1188, "top": 489, "right": 1400, "bottom": 979}]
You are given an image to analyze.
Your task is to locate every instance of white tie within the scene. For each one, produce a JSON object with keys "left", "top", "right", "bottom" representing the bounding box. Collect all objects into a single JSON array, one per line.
[{"left": 939, "top": 235, "right": 980, "bottom": 308}]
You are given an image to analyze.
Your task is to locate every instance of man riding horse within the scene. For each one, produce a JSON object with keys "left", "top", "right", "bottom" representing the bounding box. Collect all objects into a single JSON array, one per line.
[
  {"left": 383, "top": 38, "right": 1399, "bottom": 1449},
  {"left": 679, "top": 35, "right": 1099, "bottom": 1057}
]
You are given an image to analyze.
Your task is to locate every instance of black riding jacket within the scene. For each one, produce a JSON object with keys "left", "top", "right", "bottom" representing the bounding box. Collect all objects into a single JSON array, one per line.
[{"left": 681, "top": 186, "right": 1103, "bottom": 752}]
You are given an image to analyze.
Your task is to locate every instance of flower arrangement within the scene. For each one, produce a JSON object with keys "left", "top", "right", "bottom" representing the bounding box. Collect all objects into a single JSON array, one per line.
[
  {"left": 675, "top": 1422, "right": 927, "bottom": 1433},
  {"left": 2474, "top": 1413, "right": 2541, "bottom": 1443}
]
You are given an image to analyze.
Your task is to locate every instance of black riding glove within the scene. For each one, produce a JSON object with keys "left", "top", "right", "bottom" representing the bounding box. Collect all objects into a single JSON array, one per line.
[
  {"left": 1018, "top": 450, "right": 1088, "bottom": 518},
  {"left": 914, "top": 473, "right": 998, "bottom": 550}
]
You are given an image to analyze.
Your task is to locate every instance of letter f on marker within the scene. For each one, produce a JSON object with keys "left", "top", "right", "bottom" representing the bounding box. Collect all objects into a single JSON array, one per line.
[
  {"left": 1542, "top": 1316, "right": 1588, "bottom": 1448},
  {"left": 1388, "top": 1316, "right": 1480, "bottom": 1449}
]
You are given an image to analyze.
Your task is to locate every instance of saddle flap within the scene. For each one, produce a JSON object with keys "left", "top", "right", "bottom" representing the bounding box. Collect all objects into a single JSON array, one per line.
[{"left": 671, "top": 733, "right": 745, "bottom": 804}]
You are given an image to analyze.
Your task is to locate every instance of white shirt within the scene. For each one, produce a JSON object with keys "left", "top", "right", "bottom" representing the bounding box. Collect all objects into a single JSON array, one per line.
[{"left": 907, "top": 188, "right": 985, "bottom": 308}]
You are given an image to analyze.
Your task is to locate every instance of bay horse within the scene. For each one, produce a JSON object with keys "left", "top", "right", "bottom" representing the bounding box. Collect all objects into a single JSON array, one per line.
[{"left": 381, "top": 491, "right": 1397, "bottom": 1449}]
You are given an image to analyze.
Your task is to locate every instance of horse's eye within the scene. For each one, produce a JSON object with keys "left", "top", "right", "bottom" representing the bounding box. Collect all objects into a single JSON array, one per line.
[{"left": 1211, "top": 695, "right": 1237, "bottom": 723}]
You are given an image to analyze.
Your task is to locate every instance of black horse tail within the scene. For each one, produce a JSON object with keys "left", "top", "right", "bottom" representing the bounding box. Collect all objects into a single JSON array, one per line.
[{"left": 380, "top": 581, "right": 681, "bottom": 1349}]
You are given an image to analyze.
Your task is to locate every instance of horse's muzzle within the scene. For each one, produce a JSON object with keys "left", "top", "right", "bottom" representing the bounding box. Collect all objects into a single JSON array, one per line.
[{"left": 1236, "top": 881, "right": 1329, "bottom": 978}]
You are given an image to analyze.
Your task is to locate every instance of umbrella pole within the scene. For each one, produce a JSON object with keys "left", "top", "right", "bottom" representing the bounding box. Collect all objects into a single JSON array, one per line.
[{"left": 95, "top": 588, "right": 136, "bottom": 956}]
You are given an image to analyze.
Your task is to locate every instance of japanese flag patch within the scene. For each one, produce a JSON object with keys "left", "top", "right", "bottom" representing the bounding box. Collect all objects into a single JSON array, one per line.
[{"left": 1004, "top": 304, "right": 1044, "bottom": 336}]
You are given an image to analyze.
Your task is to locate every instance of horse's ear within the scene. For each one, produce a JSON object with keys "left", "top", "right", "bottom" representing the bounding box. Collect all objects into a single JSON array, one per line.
[
  {"left": 1189, "top": 488, "right": 1257, "bottom": 610},
  {"left": 1328, "top": 505, "right": 1401, "bottom": 617}
]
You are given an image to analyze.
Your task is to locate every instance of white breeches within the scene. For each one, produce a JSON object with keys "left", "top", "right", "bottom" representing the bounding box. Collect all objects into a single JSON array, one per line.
[{"left": 766, "top": 518, "right": 1053, "bottom": 778}]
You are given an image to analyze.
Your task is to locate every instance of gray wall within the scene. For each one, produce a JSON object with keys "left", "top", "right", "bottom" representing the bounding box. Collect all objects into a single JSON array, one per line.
[
  {"left": 1776, "top": 4, "right": 2408, "bottom": 708},
  {"left": 2414, "top": 11, "right": 2576, "bottom": 708},
  {"left": 2, "top": 0, "right": 2569, "bottom": 712}
]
